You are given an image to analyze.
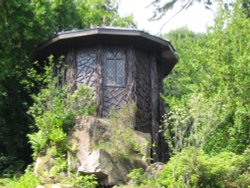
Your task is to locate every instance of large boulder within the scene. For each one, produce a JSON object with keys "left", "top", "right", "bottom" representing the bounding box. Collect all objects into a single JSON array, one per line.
[{"left": 69, "top": 116, "right": 151, "bottom": 186}]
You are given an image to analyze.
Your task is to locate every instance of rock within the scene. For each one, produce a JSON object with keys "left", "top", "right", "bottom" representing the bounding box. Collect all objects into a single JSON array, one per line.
[
  {"left": 34, "top": 154, "right": 54, "bottom": 177},
  {"left": 79, "top": 148, "right": 148, "bottom": 186},
  {"left": 145, "top": 162, "right": 165, "bottom": 178},
  {"left": 134, "top": 130, "right": 151, "bottom": 162},
  {"left": 69, "top": 116, "right": 151, "bottom": 186}
]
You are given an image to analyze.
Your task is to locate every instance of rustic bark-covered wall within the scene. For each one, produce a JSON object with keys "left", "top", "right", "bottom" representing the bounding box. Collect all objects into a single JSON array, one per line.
[
  {"left": 65, "top": 49, "right": 76, "bottom": 88},
  {"left": 66, "top": 45, "right": 130, "bottom": 117},
  {"left": 134, "top": 50, "right": 152, "bottom": 133},
  {"left": 150, "top": 54, "right": 161, "bottom": 161},
  {"left": 76, "top": 48, "right": 97, "bottom": 90},
  {"left": 65, "top": 45, "right": 167, "bottom": 162}
]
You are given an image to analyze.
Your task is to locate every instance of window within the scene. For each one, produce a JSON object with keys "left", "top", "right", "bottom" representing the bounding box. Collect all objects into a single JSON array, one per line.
[{"left": 104, "top": 50, "right": 125, "bottom": 87}]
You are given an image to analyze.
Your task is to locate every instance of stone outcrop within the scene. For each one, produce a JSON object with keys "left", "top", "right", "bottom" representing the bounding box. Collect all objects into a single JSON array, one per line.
[
  {"left": 145, "top": 162, "right": 165, "bottom": 178},
  {"left": 68, "top": 116, "right": 151, "bottom": 186},
  {"left": 34, "top": 115, "right": 151, "bottom": 187},
  {"left": 34, "top": 154, "right": 54, "bottom": 177}
]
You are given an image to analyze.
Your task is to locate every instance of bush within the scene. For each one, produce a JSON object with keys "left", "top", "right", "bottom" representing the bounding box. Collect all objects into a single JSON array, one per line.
[
  {"left": 92, "top": 102, "right": 147, "bottom": 158},
  {"left": 62, "top": 173, "right": 98, "bottom": 188},
  {"left": 126, "top": 148, "right": 249, "bottom": 188},
  {"left": 0, "top": 154, "right": 24, "bottom": 178},
  {"left": 27, "top": 58, "right": 96, "bottom": 158},
  {"left": 0, "top": 171, "right": 40, "bottom": 188},
  {"left": 25, "top": 58, "right": 97, "bottom": 186},
  {"left": 153, "top": 148, "right": 250, "bottom": 188},
  {"left": 127, "top": 168, "right": 146, "bottom": 185}
]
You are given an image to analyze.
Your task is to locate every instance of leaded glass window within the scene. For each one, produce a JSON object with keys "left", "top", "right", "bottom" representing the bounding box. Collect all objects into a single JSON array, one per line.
[{"left": 104, "top": 50, "right": 125, "bottom": 87}]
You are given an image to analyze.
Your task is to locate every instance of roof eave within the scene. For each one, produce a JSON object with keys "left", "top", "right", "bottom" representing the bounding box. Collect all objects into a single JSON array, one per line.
[{"left": 36, "top": 27, "right": 179, "bottom": 65}]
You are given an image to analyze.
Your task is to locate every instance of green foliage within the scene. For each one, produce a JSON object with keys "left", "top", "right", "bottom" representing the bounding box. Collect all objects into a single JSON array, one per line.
[
  {"left": 0, "top": 171, "right": 40, "bottom": 188},
  {"left": 27, "top": 58, "right": 96, "bottom": 159},
  {"left": 73, "top": 174, "right": 98, "bottom": 188},
  {"left": 154, "top": 148, "right": 250, "bottom": 188},
  {"left": 109, "top": 103, "right": 141, "bottom": 156},
  {"left": 163, "top": 0, "right": 250, "bottom": 156},
  {"left": 105, "top": 1, "right": 250, "bottom": 187},
  {"left": 0, "top": 172, "right": 98, "bottom": 188},
  {"left": 0, "top": 0, "right": 37, "bottom": 177},
  {"left": 22, "top": 59, "right": 98, "bottom": 186},
  {"left": 127, "top": 168, "right": 146, "bottom": 186},
  {"left": 60, "top": 173, "right": 98, "bottom": 188},
  {"left": 92, "top": 102, "right": 148, "bottom": 158},
  {"left": 68, "top": 85, "right": 97, "bottom": 116},
  {"left": 50, "top": 155, "right": 67, "bottom": 176},
  {"left": 127, "top": 148, "right": 250, "bottom": 188},
  {"left": 75, "top": 0, "right": 135, "bottom": 28},
  {"left": 150, "top": 0, "right": 249, "bottom": 21},
  {"left": 28, "top": 131, "right": 48, "bottom": 156},
  {"left": 0, "top": 155, "right": 24, "bottom": 178}
]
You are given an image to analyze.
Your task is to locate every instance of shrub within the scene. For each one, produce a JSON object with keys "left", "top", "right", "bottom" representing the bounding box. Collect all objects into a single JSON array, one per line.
[
  {"left": 92, "top": 102, "right": 149, "bottom": 159},
  {"left": 1, "top": 171, "right": 40, "bottom": 188},
  {"left": 25, "top": 58, "right": 97, "bottom": 186},
  {"left": 126, "top": 148, "right": 249, "bottom": 188},
  {"left": 127, "top": 168, "right": 146, "bottom": 185},
  {"left": 153, "top": 148, "right": 250, "bottom": 188},
  {"left": 0, "top": 154, "right": 24, "bottom": 178},
  {"left": 27, "top": 58, "right": 96, "bottom": 158},
  {"left": 62, "top": 173, "right": 98, "bottom": 188}
]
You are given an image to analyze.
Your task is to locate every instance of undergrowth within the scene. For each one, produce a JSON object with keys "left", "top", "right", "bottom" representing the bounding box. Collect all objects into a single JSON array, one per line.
[
  {"left": 92, "top": 102, "right": 150, "bottom": 160},
  {"left": 2, "top": 57, "right": 98, "bottom": 187}
]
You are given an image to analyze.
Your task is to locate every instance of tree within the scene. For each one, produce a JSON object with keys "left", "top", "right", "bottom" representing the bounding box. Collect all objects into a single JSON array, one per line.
[
  {"left": 151, "top": 0, "right": 249, "bottom": 34},
  {"left": 0, "top": 0, "right": 38, "bottom": 176},
  {"left": 150, "top": 0, "right": 213, "bottom": 20},
  {"left": 162, "top": 0, "right": 250, "bottom": 156}
]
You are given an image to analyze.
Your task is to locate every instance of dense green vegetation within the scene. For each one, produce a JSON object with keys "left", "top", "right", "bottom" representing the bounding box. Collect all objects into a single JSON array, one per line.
[
  {"left": 127, "top": 149, "right": 250, "bottom": 187},
  {"left": 0, "top": 0, "right": 249, "bottom": 187},
  {"left": 28, "top": 58, "right": 96, "bottom": 158},
  {"left": 163, "top": 0, "right": 249, "bottom": 155}
]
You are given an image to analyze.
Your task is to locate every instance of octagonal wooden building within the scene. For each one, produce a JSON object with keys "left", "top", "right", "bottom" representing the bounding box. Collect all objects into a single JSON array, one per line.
[{"left": 37, "top": 27, "right": 178, "bottom": 161}]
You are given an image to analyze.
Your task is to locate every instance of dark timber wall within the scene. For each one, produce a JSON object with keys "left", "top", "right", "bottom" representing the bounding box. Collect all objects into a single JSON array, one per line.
[{"left": 64, "top": 45, "right": 166, "bottom": 161}]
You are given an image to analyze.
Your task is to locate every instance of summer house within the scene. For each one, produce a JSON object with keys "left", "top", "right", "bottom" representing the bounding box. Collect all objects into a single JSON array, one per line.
[{"left": 37, "top": 27, "right": 178, "bottom": 161}]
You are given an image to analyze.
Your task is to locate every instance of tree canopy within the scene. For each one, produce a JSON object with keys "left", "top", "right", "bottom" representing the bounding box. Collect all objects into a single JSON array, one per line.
[{"left": 162, "top": 1, "right": 250, "bottom": 154}]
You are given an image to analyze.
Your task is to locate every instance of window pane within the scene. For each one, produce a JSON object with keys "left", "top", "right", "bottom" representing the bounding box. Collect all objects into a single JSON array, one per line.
[
  {"left": 106, "top": 60, "right": 116, "bottom": 86},
  {"left": 104, "top": 49, "right": 126, "bottom": 87},
  {"left": 116, "top": 59, "right": 125, "bottom": 86}
]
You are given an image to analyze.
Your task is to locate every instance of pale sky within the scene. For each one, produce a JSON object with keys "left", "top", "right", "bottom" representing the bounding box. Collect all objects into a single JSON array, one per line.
[{"left": 118, "top": 0, "right": 217, "bottom": 35}]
